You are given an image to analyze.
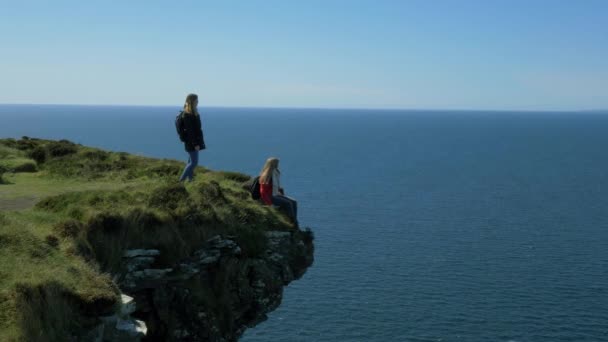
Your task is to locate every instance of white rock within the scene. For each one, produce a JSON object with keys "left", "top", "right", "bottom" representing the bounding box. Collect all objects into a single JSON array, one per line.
[
  {"left": 123, "top": 249, "right": 160, "bottom": 258},
  {"left": 141, "top": 268, "right": 173, "bottom": 279},
  {"left": 200, "top": 255, "right": 220, "bottom": 264},
  {"left": 119, "top": 294, "right": 136, "bottom": 317},
  {"left": 116, "top": 318, "right": 147, "bottom": 337}
]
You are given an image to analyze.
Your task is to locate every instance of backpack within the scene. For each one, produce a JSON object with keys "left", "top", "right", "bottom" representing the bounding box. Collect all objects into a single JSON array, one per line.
[
  {"left": 175, "top": 111, "right": 185, "bottom": 141},
  {"left": 250, "top": 176, "right": 261, "bottom": 200}
]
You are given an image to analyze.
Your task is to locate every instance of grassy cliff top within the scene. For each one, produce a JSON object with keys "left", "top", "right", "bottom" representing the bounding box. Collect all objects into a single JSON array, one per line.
[{"left": 0, "top": 137, "right": 296, "bottom": 341}]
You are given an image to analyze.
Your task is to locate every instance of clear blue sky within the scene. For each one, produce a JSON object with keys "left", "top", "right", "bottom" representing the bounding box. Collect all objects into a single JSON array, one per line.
[{"left": 1, "top": 0, "right": 607, "bottom": 110}]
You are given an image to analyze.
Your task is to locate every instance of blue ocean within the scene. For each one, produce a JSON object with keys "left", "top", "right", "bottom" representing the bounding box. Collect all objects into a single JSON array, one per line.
[{"left": 1, "top": 105, "right": 607, "bottom": 341}]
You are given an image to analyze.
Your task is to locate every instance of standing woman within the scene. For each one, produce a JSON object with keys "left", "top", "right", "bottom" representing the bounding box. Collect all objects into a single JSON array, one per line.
[
  {"left": 178, "top": 93, "right": 205, "bottom": 182},
  {"left": 259, "top": 157, "right": 298, "bottom": 227}
]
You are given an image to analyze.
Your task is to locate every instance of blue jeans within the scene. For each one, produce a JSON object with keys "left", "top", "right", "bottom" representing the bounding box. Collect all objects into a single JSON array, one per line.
[
  {"left": 272, "top": 195, "right": 298, "bottom": 225},
  {"left": 179, "top": 150, "right": 199, "bottom": 182}
]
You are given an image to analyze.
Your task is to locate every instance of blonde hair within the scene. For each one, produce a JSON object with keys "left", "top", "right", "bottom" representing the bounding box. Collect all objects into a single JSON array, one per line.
[
  {"left": 259, "top": 157, "right": 280, "bottom": 184},
  {"left": 183, "top": 93, "right": 199, "bottom": 115}
]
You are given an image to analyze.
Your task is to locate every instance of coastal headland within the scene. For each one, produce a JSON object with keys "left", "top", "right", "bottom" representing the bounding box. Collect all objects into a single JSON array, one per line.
[{"left": 0, "top": 137, "right": 314, "bottom": 341}]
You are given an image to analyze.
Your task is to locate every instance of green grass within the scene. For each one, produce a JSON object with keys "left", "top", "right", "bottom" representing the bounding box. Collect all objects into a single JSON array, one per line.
[
  {"left": 0, "top": 210, "right": 118, "bottom": 341},
  {"left": 0, "top": 137, "right": 296, "bottom": 340},
  {"left": 0, "top": 158, "right": 37, "bottom": 172}
]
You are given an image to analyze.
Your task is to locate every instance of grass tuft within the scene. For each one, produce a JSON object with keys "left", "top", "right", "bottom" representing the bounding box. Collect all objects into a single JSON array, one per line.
[
  {"left": 197, "top": 180, "right": 227, "bottom": 204},
  {"left": 86, "top": 212, "right": 125, "bottom": 234},
  {"left": 53, "top": 220, "right": 85, "bottom": 238},
  {"left": 145, "top": 163, "right": 182, "bottom": 178},
  {"left": 124, "top": 208, "right": 164, "bottom": 230},
  {"left": 44, "top": 235, "right": 60, "bottom": 248},
  {"left": 148, "top": 182, "right": 190, "bottom": 210}
]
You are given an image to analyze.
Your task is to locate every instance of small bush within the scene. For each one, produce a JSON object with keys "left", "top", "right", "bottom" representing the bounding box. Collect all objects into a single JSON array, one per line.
[
  {"left": 15, "top": 139, "right": 38, "bottom": 151},
  {"left": 146, "top": 163, "right": 182, "bottom": 178},
  {"left": 47, "top": 141, "right": 77, "bottom": 157},
  {"left": 197, "top": 181, "right": 227, "bottom": 204},
  {"left": 28, "top": 146, "right": 47, "bottom": 164},
  {"left": 82, "top": 150, "right": 110, "bottom": 161},
  {"left": 53, "top": 220, "right": 84, "bottom": 238},
  {"left": 45, "top": 235, "right": 60, "bottom": 248},
  {"left": 0, "top": 165, "right": 6, "bottom": 184},
  {"left": 148, "top": 183, "right": 190, "bottom": 210}
]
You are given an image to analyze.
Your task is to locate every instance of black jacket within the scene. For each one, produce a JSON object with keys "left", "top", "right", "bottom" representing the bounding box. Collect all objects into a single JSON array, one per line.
[{"left": 180, "top": 112, "right": 205, "bottom": 152}]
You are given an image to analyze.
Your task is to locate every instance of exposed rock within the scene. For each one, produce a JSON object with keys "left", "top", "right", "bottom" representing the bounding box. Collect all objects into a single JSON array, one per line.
[
  {"left": 86, "top": 293, "right": 148, "bottom": 341},
  {"left": 114, "top": 231, "right": 314, "bottom": 341},
  {"left": 119, "top": 294, "right": 137, "bottom": 317},
  {"left": 124, "top": 249, "right": 160, "bottom": 258},
  {"left": 126, "top": 256, "right": 155, "bottom": 272}
]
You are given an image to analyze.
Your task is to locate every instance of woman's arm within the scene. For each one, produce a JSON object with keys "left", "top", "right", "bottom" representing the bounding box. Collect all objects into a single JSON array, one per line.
[
  {"left": 196, "top": 115, "right": 205, "bottom": 149},
  {"left": 273, "top": 170, "right": 282, "bottom": 195}
]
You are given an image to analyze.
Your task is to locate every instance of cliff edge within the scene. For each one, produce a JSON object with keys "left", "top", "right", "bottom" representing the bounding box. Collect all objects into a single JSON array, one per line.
[{"left": 0, "top": 137, "right": 314, "bottom": 341}]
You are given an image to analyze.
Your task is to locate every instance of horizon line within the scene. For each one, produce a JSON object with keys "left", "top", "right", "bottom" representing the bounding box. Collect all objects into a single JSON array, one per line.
[{"left": 0, "top": 102, "right": 606, "bottom": 113}]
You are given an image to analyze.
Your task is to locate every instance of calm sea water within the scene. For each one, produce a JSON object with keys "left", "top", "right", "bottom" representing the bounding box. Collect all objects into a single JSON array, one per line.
[{"left": 1, "top": 105, "right": 607, "bottom": 341}]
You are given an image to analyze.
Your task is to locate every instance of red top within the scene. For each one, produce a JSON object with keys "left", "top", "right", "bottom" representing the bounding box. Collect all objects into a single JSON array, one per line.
[{"left": 260, "top": 181, "right": 273, "bottom": 205}]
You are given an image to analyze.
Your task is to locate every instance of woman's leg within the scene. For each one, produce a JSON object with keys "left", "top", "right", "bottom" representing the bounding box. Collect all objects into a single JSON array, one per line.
[
  {"left": 283, "top": 196, "right": 298, "bottom": 220},
  {"left": 190, "top": 150, "right": 199, "bottom": 179},
  {"left": 179, "top": 151, "right": 198, "bottom": 182},
  {"left": 179, "top": 155, "right": 191, "bottom": 182},
  {"left": 272, "top": 195, "right": 297, "bottom": 224}
]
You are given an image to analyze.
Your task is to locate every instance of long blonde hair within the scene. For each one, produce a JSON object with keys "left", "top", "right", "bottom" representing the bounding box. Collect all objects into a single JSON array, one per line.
[
  {"left": 259, "top": 157, "right": 280, "bottom": 184},
  {"left": 183, "top": 93, "right": 199, "bottom": 115}
]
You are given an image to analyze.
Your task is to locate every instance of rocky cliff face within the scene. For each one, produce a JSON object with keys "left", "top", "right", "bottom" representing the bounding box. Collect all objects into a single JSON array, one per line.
[{"left": 93, "top": 230, "right": 313, "bottom": 341}]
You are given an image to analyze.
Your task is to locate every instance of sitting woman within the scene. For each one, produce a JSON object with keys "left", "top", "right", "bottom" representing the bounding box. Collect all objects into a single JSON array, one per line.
[{"left": 259, "top": 157, "right": 298, "bottom": 227}]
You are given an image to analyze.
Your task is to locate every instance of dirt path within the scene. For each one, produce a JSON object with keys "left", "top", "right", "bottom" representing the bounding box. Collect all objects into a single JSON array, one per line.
[
  {"left": 0, "top": 196, "right": 40, "bottom": 211},
  {"left": 0, "top": 174, "right": 152, "bottom": 212}
]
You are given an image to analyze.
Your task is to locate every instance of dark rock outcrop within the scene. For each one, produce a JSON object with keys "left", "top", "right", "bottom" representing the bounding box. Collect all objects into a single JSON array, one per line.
[{"left": 109, "top": 230, "right": 313, "bottom": 341}]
